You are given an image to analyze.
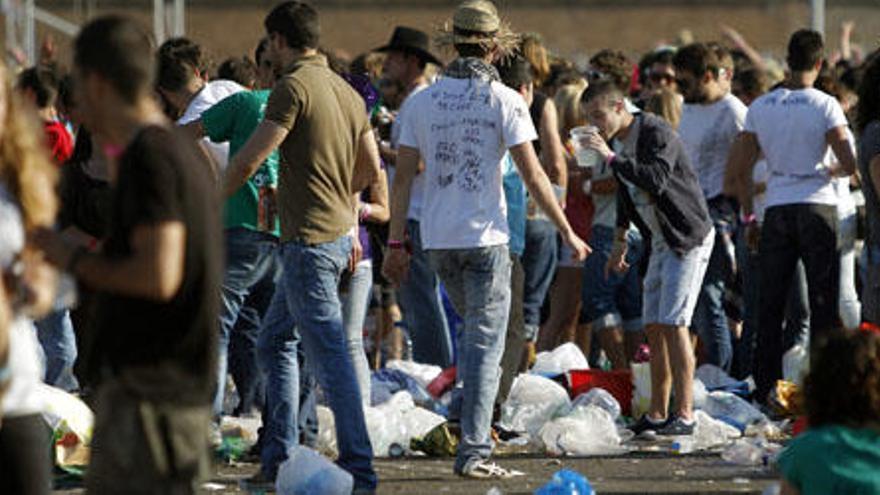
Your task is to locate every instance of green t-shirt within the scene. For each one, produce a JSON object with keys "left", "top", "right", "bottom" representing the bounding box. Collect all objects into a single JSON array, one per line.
[
  {"left": 202, "top": 90, "right": 280, "bottom": 236},
  {"left": 778, "top": 425, "right": 880, "bottom": 495}
]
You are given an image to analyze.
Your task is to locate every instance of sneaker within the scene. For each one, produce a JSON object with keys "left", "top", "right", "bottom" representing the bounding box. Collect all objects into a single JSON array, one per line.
[
  {"left": 239, "top": 471, "right": 275, "bottom": 491},
  {"left": 457, "top": 459, "right": 516, "bottom": 479},
  {"left": 629, "top": 414, "right": 670, "bottom": 438},
  {"left": 656, "top": 415, "right": 695, "bottom": 436}
]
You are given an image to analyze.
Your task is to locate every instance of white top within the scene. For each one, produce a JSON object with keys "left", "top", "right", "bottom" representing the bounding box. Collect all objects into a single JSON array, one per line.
[
  {"left": 744, "top": 87, "right": 849, "bottom": 208},
  {"left": 391, "top": 83, "right": 429, "bottom": 221},
  {"left": 398, "top": 76, "right": 537, "bottom": 250},
  {"left": 679, "top": 93, "right": 747, "bottom": 200},
  {"left": 177, "top": 79, "right": 245, "bottom": 171},
  {"left": 0, "top": 184, "right": 43, "bottom": 417},
  {"left": 752, "top": 158, "right": 769, "bottom": 223},
  {"left": 828, "top": 128, "right": 858, "bottom": 217}
]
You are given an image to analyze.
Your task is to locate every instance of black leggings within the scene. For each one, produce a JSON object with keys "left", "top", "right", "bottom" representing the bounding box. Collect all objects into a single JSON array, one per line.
[{"left": 0, "top": 413, "right": 51, "bottom": 495}]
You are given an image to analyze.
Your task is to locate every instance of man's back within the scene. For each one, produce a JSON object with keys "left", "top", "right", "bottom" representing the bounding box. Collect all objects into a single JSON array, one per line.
[
  {"left": 745, "top": 87, "right": 848, "bottom": 208},
  {"left": 398, "top": 76, "right": 536, "bottom": 250},
  {"left": 264, "top": 55, "right": 368, "bottom": 244},
  {"left": 96, "top": 125, "right": 221, "bottom": 404}
]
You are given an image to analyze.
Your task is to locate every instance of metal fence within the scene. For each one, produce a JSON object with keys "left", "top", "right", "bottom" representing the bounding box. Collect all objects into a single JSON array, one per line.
[{"left": 32, "top": 0, "right": 880, "bottom": 7}]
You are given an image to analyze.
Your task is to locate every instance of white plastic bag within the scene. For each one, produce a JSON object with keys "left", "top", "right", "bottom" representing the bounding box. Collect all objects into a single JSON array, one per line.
[
  {"left": 532, "top": 343, "right": 589, "bottom": 376},
  {"left": 316, "top": 406, "right": 338, "bottom": 458},
  {"left": 500, "top": 374, "right": 571, "bottom": 435},
  {"left": 538, "top": 405, "right": 629, "bottom": 456},
  {"left": 630, "top": 362, "right": 651, "bottom": 418},
  {"left": 37, "top": 384, "right": 93, "bottom": 467},
  {"left": 385, "top": 360, "right": 443, "bottom": 389},
  {"left": 692, "top": 410, "right": 742, "bottom": 450},
  {"left": 365, "top": 392, "right": 413, "bottom": 456},
  {"left": 569, "top": 388, "right": 621, "bottom": 421},
  {"left": 276, "top": 446, "right": 353, "bottom": 495},
  {"left": 782, "top": 344, "right": 809, "bottom": 386}
]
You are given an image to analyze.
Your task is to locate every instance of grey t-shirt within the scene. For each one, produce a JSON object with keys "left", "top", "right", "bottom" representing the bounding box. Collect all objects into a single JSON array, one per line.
[{"left": 859, "top": 120, "right": 880, "bottom": 249}]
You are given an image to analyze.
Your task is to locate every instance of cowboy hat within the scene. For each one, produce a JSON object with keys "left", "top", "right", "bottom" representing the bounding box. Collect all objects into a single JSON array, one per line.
[{"left": 375, "top": 26, "right": 442, "bottom": 66}]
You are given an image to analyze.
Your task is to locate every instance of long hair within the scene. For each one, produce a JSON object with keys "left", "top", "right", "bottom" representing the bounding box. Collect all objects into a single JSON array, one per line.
[
  {"left": 0, "top": 61, "right": 57, "bottom": 230},
  {"left": 554, "top": 81, "right": 588, "bottom": 137},
  {"left": 856, "top": 52, "right": 880, "bottom": 133}
]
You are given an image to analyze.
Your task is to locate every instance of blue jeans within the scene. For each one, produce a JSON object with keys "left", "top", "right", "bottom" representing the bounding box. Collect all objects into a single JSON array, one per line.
[
  {"left": 429, "top": 246, "right": 511, "bottom": 472},
  {"left": 35, "top": 309, "right": 79, "bottom": 392},
  {"left": 581, "top": 226, "right": 644, "bottom": 331},
  {"left": 257, "top": 237, "right": 376, "bottom": 490},
  {"left": 340, "top": 260, "right": 373, "bottom": 405},
  {"left": 398, "top": 219, "right": 453, "bottom": 368},
  {"left": 693, "top": 203, "right": 735, "bottom": 371},
  {"left": 215, "top": 228, "right": 280, "bottom": 416},
  {"left": 522, "top": 219, "right": 558, "bottom": 339}
]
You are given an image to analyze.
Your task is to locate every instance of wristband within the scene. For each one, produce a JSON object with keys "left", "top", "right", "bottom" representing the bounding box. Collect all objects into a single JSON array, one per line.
[
  {"left": 741, "top": 213, "right": 757, "bottom": 225},
  {"left": 605, "top": 152, "right": 616, "bottom": 168},
  {"left": 358, "top": 203, "right": 372, "bottom": 222},
  {"left": 387, "top": 239, "right": 406, "bottom": 250}
]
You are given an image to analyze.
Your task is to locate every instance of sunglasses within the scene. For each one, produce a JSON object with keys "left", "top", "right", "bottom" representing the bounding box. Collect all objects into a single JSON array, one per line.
[{"left": 650, "top": 72, "right": 675, "bottom": 84}]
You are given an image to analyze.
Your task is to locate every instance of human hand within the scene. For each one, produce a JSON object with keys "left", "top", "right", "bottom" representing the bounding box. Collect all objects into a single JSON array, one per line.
[
  {"left": 604, "top": 240, "right": 629, "bottom": 279},
  {"left": 349, "top": 233, "right": 363, "bottom": 272},
  {"left": 583, "top": 132, "right": 613, "bottom": 161},
  {"left": 562, "top": 230, "right": 591, "bottom": 262},
  {"left": 31, "top": 227, "right": 75, "bottom": 269},
  {"left": 381, "top": 248, "right": 410, "bottom": 286}
]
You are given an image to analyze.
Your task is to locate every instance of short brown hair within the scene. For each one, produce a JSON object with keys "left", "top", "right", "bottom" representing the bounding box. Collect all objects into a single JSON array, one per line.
[
  {"left": 804, "top": 332, "right": 880, "bottom": 428},
  {"left": 590, "top": 49, "right": 633, "bottom": 93}
]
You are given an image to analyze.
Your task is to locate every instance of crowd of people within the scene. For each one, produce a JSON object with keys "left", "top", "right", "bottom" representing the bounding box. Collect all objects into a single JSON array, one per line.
[{"left": 0, "top": 1, "right": 879, "bottom": 494}]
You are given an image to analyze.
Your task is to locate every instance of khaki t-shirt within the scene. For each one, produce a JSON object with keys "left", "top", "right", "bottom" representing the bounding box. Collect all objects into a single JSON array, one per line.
[{"left": 264, "top": 54, "right": 369, "bottom": 244}]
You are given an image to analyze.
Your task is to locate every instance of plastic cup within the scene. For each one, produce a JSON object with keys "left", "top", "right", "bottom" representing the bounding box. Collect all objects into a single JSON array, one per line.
[{"left": 569, "top": 126, "right": 603, "bottom": 169}]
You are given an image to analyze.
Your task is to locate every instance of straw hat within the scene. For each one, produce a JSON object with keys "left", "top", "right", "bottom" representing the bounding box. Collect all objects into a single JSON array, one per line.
[{"left": 435, "top": 0, "right": 520, "bottom": 56}]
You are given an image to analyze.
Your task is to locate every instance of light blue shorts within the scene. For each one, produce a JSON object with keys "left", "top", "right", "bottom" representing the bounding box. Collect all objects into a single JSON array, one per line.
[{"left": 642, "top": 229, "right": 714, "bottom": 327}]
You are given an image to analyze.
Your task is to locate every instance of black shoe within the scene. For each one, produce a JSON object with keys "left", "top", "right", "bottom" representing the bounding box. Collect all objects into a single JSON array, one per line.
[
  {"left": 629, "top": 414, "right": 670, "bottom": 437},
  {"left": 656, "top": 415, "right": 695, "bottom": 436}
]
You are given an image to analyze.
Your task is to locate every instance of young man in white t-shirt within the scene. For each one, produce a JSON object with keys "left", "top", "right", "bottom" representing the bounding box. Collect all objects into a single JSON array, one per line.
[
  {"left": 674, "top": 43, "right": 748, "bottom": 373},
  {"left": 727, "top": 29, "right": 857, "bottom": 403},
  {"left": 383, "top": 0, "right": 588, "bottom": 479}
]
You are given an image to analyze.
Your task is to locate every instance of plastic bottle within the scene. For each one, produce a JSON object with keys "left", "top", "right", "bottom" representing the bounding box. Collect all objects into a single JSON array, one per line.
[{"left": 671, "top": 437, "right": 695, "bottom": 454}]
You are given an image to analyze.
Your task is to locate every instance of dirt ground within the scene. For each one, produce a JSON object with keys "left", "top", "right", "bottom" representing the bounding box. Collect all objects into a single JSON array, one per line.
[
  {"left": 19, "top": 3, "right": 880, "bottom": 68},
  {"left": 55, "top": 452, "right": 778, "bottom": 494}
]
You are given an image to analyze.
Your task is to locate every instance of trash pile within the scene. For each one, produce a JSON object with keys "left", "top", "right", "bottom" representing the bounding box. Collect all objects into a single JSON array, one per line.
[{"left": 310, "top": 342, "right": 804, "bottom": 462}]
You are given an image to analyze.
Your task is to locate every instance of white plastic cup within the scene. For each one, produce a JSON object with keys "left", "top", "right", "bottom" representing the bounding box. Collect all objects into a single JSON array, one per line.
[{"left": 569, "top": 125, "right": 604, "bottom": 169}]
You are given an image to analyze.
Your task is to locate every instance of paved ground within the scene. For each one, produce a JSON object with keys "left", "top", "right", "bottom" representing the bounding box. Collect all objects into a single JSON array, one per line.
[{"left": 58, "top": 453, "right": 777, "bottom": 494}]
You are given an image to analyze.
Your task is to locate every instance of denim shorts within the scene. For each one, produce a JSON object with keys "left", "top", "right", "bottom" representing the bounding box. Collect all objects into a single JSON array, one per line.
[
  {"left": 642, "top": 229, "right": 714, "bottom": 327},
  {"left": 581, "top": 225, "right": 644, "bottom": 331}
]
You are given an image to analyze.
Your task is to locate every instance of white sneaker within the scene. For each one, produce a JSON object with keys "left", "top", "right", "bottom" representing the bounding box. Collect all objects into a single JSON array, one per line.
[{"left": 460, "top": 460, "right": 517, "bottom": 479}]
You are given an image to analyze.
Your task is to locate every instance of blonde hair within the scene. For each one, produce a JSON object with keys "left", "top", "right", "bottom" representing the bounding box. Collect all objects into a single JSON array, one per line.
[
  {"left": 644, "top": 88, "right": 682, "bottom": 130},
  {"left": 0, "top": 62, "right": 57, "bottom": 230},
  {"left": 554, "top": 81, "right": 588, "bottom": 137}
]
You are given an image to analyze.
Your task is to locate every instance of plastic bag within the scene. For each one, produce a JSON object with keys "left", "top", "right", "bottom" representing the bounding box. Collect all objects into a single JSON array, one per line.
[
  {"left": 535, "top": 469, "right": 595, "bottom": 495},
  {"left": 630, "top": 362, "right": 651, "bottom": 418},
  {"left": 400, "top": 405, "right": 446, "bottom": 441},
  {"left": 782, "top": 344, "right": 809, "bottom": 386},
  {"left": 691, "top": 410, "right": 742, "bottom": 450},
  {"left": 695, "top": 364, "right": 749, "bottom": 396},
  {"left": 721, "top": 437, "right": 782, "bottom": 466},
  {"left": 365, "top": 392, "right": 413, "bottom": 456},
  {"left": 569, "top": 388, "right": 621, "bottom": 421},
  {"left": 538, "top": 405, "right": 629, "bottom": 456},
  {"left": 532, "top": 343, "right": 589, "bottom": 376},
  {"left": 702, "top": 391, "right": 767, "bottom": 430},
  {"left": 37, "top": 384, "right": 93, "bottom": 467},
  {"left": 316, "top": 406, "right": 338, "bottom": 457},
  {"left": 370, "top": 368, "right": 437, "bottom": 411},
  {"left": 499, "top": 374, "right": 571, "bottom": 435},
  {"left": 276, "top": 446, "right": 353, "bottom": 495},
  {"left": 385, "top": 360, "right": 442, "bottom": 389},
  {"left": 410, "top": 422, "right": 458, "bottom": 457}
]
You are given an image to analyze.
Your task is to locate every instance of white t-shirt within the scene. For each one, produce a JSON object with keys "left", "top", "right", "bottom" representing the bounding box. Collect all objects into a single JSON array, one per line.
[
  {"left": 679, "top": 93, "right": 747, "bottom": 200},
  {"left": 0, "top": 184, "right": 43, "bottom": 417},
  {"left": 752, "top": 158, "right": 769, "bottom": 223},
  {"left": 391, "top": 83, "right": 429, "bottom": 221},
  {"left": 398, "top": 76, "right": 538, "bottom": 250},
  {"left": 177, "top": 79, "right": 245, "bottom": 171},
  {"left": 744, "top": 87, "right": 849, "bottom": 208}
]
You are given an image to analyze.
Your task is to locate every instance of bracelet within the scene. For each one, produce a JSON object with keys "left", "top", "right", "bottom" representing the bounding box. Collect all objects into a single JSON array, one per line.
[
  {"left": 741, "top": 213, "right": 757, "bottom": 225},
  {"left": 387, "top": 239, "right": 406, "bottom": 250},
  {"left": 605, "top": 152, "right": 616, "bottom": 167},
  {"left": 359, "top": 204, "right": 372, "bottom": 222},
  {"left": 66, "top": 246, "right": 89, "bottom": 274}
]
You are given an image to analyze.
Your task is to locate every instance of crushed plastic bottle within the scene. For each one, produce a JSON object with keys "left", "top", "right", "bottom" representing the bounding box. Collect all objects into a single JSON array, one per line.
[
  {"left": 538, "top": 405, "right": 629, "bottom": 456},
  {"left": 535, "top": 469, "right": 596, "bottom": 495},
  {"left": 499, "top": 374, "right": 571, "bottom": 435},
  {"left": 569, "top": 388, "right": 621, "bottom": 421},
  {"left": 721, "top": 437, "right": 783, "bottom": 466},
  {"left": 276, "top": 446, "right": 353, "bottom": 495}
]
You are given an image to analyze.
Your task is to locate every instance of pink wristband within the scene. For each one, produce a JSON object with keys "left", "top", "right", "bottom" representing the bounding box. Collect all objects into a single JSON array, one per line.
[{"left": 605, "top": 152, "right": 616, "bottom": 167}]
